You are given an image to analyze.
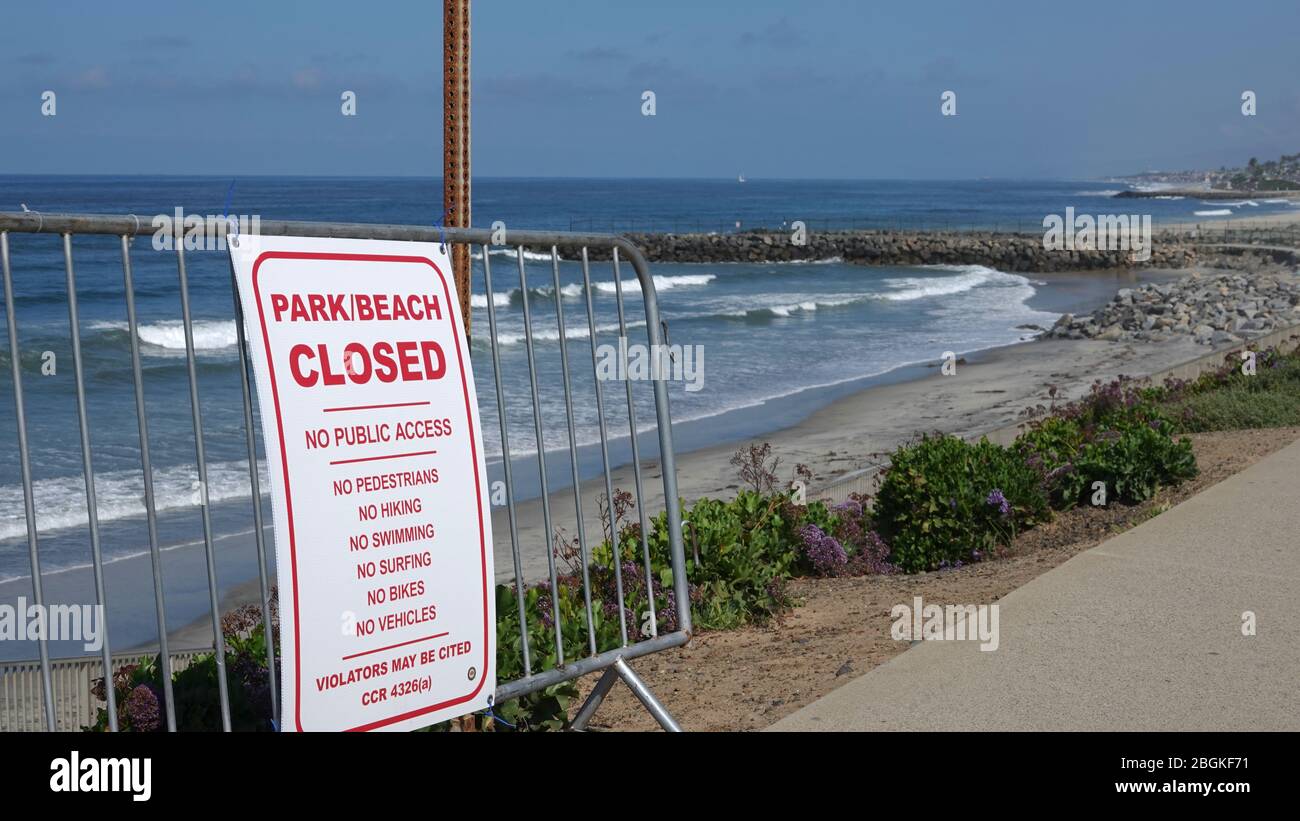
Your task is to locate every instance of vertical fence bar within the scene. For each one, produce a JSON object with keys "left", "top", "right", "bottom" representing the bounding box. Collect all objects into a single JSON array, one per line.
[
  {"left": 620, "top": 244, "right": 692, "bottom": 636},
  {"left": 580, "top": 248, "right": 628, "bottom": 646},
  {"left": 481, "top": 246, "right": 531, "bottom": 677},
  {"left": 226, "top": 248, "right": 278, "bottom": 726},
  {"left": 0, "top": 232, "right": 57, "bottom": 731},
  {"left": 120, "top": 235, "right": 176, "bottom": 731},
  {"left": 516, "top": 247, "right": 564, "bottom": 666},
  {"left": 61, "top": 234, "right": 117, "bottom": 731},
  {"left": 174, "top": 243, "right": 232, "bottom": 731},
  {"left": 610, "top": 249, "right": 657, "bottom": 636},
  {"left": 550, "top": 247, "right": 598, "bottom": 656}
]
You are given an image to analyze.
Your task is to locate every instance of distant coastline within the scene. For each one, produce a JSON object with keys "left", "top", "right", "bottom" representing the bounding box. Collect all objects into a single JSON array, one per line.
[{"left": 1115, "top": 189, "right": 1300, "bottom": 201}]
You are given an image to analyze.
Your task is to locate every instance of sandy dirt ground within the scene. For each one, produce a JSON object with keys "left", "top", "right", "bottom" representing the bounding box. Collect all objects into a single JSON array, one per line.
[{"left": 577, "top": 426, "right": 1300, "bottom": 732}]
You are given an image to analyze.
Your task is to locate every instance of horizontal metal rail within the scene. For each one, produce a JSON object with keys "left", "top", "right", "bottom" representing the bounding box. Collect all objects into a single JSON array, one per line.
[{"left": 0, "top": 211, "right": 652, "bottom": 256}]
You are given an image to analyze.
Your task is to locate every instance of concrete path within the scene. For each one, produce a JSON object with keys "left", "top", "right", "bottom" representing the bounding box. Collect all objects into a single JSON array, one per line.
[{"left": 769, "top": 438, "right": 1300, "bottom": 731}]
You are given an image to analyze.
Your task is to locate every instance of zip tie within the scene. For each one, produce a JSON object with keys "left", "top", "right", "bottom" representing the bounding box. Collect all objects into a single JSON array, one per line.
[
  {"left": 482, "top": 695, "right": 515, "bottom": 729},
  {"left": 433, "top": 209, "right": 449, "bottom": 254}
]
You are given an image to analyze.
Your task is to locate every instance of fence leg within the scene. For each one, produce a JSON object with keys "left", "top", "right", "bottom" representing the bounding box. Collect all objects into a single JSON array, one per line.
[
  {"left": 613, "top": 657, "right": 681, "bottom": 732},
  {"left": 569, "top": 666, "right": 619, "bottom": 731},
  {"left": 568, "top": 657, "right": 682, "bottom": 731}
]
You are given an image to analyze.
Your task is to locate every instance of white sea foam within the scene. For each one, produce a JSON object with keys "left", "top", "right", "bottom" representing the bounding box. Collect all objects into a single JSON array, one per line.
[
  {"left": 879, "top": 265, "right": 1020, "bottom": 301},
  {"left": 90, "top": 319, "right": 238, "bottom": 353},
  {"left": 468, "top": 283, "right": 585, "bottom": 311},
  {"left": 705, "top": 266, "right": 1031, "bottom": 321},
  {"left": 1194, "top": 209, "right": 1233, "bottom": 217},
  {"left": 470, "top": 292, "right": 512, "bottom": 309},
  {"left": 487, "top": 319, "right": 647, "bottom": 346},
  {"left": 525, "top": 283, "right": 585, "bottom": 299},
  {"left": 0, "top": 460, "right": 270, "bottom": 542},
  {"left": 766, "top": 301, "right": 819, "bottom": 317},
  {"left": 477, "top": 277, "right": 698, "bottom": 309},
  {"left": 592, "top": 274, "right": 716, "bottom": 294},
  {"left": 724, "top": 293, "right": 870, "bottom": 319},
  {"left": 470, "top": 248, "right": 555, "bottom": 262}
]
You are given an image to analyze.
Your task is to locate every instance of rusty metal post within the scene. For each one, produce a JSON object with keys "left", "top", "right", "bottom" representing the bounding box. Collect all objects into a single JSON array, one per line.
[{"left": 444, "top": 0, "right": 472, "bottom": 334}]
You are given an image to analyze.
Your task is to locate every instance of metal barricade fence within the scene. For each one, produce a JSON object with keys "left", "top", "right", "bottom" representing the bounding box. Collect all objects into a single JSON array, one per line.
[
  {"left": 1, "top": 649, "right": 210, "bottom": 732},
  {"left": 0, "top": 211, "right": 692, "bottom": 732}
]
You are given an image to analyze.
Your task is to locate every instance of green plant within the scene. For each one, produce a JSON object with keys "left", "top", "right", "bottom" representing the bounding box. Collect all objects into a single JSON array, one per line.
[
  {"left": 1016, "top": 416, "right": 1084, "bottom": 474},
  {"left": 1058, "top": 419, "right": 1197, "bottom": 505},
  {"left": 635, "top": 491, "right": 799, "bottom": 629},
  {"left": 87, "top": 624, "right": 276, "bottom": 733},
  {"left": 1159, "top": 349, "right": 1300, "bottom": 432},
  {"left": 873, "top": 434, "right": 1050, "bottom": 572}
]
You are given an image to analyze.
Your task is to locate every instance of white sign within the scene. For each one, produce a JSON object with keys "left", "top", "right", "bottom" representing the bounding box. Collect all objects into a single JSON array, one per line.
[{"left": 229, "top": 235, "right": 494, "bottom": 732}]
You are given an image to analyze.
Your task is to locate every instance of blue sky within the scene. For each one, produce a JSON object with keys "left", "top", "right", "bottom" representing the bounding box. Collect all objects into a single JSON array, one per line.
[{"left": 1, "top": 0, "right": 1297, "bottom": 178}]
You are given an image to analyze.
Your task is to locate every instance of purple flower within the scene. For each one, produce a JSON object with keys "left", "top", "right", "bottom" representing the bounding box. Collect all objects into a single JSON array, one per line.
[
  {"left": 832, "top": 499, "right": 863, "bottom": 517},
  {"left": 986, "top": 488, "right": 1011, "bottom": 516},
  {"left": 535, "top": 581, "right": 555, "bottom": 629},
  {"left": 798, "top": 524, "right": 848, "bottom": 576},
  {"left": 855, "top": 530, "right": 895, "bottom": 575},
  {"left": 125, "top": 683, "right": 161, "bottom": 733}
]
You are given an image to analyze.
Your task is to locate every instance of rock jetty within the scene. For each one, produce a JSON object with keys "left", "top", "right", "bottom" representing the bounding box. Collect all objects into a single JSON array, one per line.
[
  {"left": 571, "top": 230, "right": 1197, "bottom": 272},
  {"left": 1046, "top": 272, "right": 1300, "bottom": 345}
]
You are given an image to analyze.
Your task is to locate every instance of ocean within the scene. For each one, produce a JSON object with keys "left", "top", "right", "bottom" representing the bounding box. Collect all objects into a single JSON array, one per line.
[{"left": 0, "top": 176, "right": 1287, "bottom": 655}]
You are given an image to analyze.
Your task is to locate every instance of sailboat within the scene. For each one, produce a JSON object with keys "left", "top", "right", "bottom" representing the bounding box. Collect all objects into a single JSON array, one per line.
[{"left": 737, "top": 173, "right": 746, "bottom": 183}]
